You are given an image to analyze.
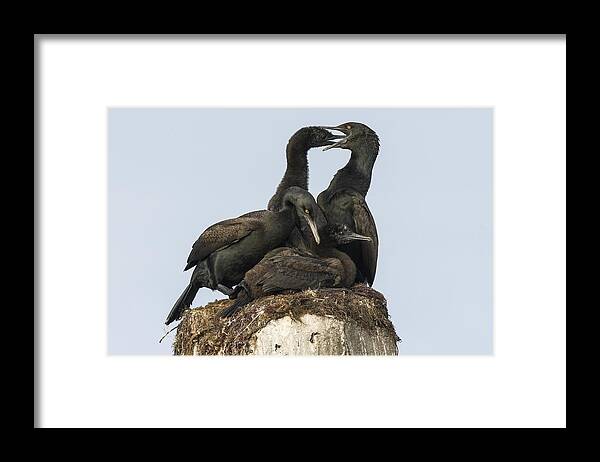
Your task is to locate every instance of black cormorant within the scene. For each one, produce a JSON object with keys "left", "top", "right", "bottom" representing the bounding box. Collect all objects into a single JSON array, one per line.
[
  {"left": 240, "top": 127, "right": 340, "bottom": 249},
  {"left": 316, "top": 122, "right": 380, "bottom": 286},
  {"left": 165, "top": 187, "right": 322, "bottom": 325},
  {"left": 219, "top": 224, "right": 372, "bottom": 318},
  {"left": 267, "top": 126, "right": 341, "bottom": 211}
]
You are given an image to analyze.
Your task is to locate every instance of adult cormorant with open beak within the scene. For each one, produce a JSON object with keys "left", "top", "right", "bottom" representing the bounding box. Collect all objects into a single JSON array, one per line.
[{"left": 316, "top": 122, "right": 380, "bottom": 286}]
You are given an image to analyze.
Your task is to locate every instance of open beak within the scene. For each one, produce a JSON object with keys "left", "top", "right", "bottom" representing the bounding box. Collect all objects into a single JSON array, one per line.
[
  {"left": 346, "top": 232, "right": 372, "bottom": 242},
  {"left": 321, "top": 125, "right": 351, "bottom": 135},
  {"left": 321, "top": 131, "right": 346, "bottom": 147},
  {"left": 305, "top": 215, "right": 321, "bottom": 245},
  {"left": 320, "top": 125, "right": 351, "bottom": 151}
]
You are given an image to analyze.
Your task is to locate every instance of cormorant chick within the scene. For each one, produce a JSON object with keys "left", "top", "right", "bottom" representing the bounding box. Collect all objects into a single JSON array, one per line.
[
  {"left": 242, "top": 126, "right": 340, "bottom": 251},
  {"left": 267, "top": 126, "right": 342, "bottom": 211},
  {"left": 165, "top": 187, "right": 322, "bottom": 325},
  {"left": 219, "top": 224, "right": 372, "bottom": 318}
]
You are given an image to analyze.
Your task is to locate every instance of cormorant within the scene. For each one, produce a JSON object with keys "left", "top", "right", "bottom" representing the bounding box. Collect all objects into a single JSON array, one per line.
[
  {"left": 316, "top": 122, "right": 380, "bottom": 286},
  {"left": 165, "top": 187, "right": 322, "bottom": 325},
  {"left": 267, "top": 126, "right": 342, "bottom": 211},
  {"left": 241, "top": 127, "right": 340, "bottom": 250},
  {"left": 219, "top": 224, "right": 372, "bottom": 318}
]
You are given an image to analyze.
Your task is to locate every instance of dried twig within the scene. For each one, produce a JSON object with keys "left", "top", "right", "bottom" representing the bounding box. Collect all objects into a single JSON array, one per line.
[{"left": 158, "top": 323, "right": 180, "bottom": 343}]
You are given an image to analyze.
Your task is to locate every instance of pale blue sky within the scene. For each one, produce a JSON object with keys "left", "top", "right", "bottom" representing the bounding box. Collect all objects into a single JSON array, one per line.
[{"left": 108, "top": 108, "right": 492, "bottom": 355}]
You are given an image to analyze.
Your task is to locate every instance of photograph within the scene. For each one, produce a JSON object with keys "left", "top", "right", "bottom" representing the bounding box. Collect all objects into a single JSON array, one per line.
[
  {"left": 108, "top": 108, "right": 492, "bottom": 356},
  {"left": 36, "top": 35, "right": 565, "bottom": 428}
]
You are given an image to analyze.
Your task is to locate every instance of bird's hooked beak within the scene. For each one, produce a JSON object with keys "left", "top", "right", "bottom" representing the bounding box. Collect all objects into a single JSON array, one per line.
[
  {"left": 305, "top": 214, "right": 321, "bottom": 245},
  {"left": 320, "top": 125, "right": 351, "bottom": 151},
  {"left": 346, "top": 232, "right": 372, "bottom": 242},
  {"left": 321, "top": 130, "right": 346, "bottom": 146}
]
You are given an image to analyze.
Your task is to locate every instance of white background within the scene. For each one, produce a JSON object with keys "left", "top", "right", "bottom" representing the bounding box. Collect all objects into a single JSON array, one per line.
[{"left": 37, "top": 36, "right": 566, "bottom": 427}]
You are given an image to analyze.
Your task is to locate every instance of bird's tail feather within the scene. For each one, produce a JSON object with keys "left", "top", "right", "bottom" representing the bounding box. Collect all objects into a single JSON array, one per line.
[{"left": 165, "top": 283, "right": 198, "bottom": 325}]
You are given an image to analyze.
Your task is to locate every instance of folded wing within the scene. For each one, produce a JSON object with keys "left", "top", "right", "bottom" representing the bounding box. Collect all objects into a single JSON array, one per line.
[{"left": 184, "top": 217, "right": 262, "bottom": 270}]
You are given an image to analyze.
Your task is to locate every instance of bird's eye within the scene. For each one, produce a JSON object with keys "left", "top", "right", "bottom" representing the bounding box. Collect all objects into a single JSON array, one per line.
[
  {"left": 346, "top": 125, "right": 351, "bottom": 130},
  {"left": 304, "top": 208, "right": 310, "bottom": 215}
]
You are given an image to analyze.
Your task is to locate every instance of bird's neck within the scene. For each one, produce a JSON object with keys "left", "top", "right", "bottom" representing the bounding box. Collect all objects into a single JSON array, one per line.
[
  {"left": 268, "top": 141, "right": 309, "bottom": 210},
  {"left": 286, "top": 138, "right": 310, "bottom": 178},
  {"left": 281, "top": 143, "right": 309, "bottom": 190},
  {"left": 325, "top": 143, "right": 378, "bottom": 197}
]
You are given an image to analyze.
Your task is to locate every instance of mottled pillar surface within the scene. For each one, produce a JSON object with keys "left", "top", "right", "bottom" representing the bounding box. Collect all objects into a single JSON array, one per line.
[{"left": 173, "top": 285, "right": 399, "bottom": 356}]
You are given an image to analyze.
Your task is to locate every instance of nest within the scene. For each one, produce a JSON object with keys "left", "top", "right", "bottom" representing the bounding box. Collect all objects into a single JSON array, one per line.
[{"left": 173, "top": 284, "right": 399, "bottom": 355}]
